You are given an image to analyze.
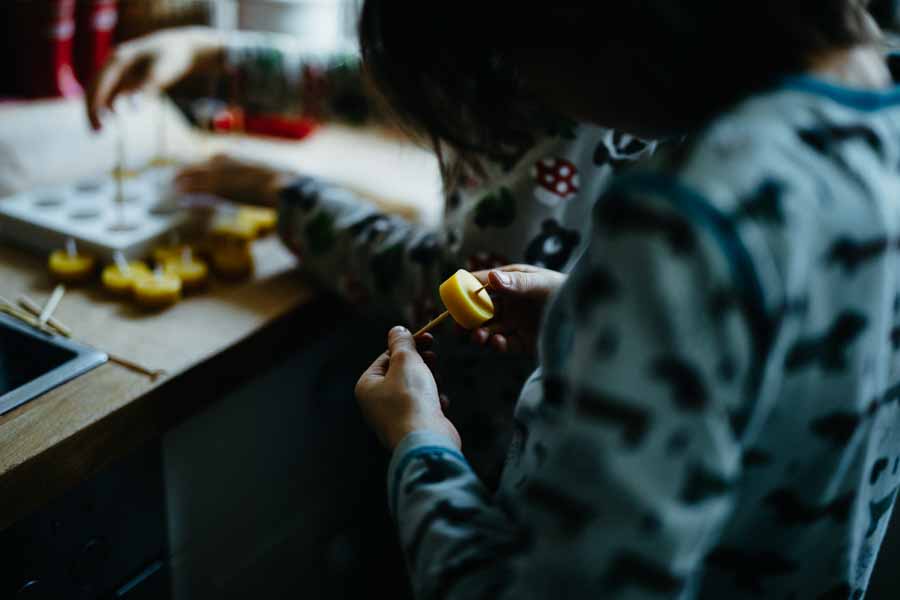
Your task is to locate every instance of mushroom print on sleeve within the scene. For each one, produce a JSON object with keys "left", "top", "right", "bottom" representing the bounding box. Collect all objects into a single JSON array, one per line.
[{"left": 387, "top": 76, "right": 900, "bottom": 599}]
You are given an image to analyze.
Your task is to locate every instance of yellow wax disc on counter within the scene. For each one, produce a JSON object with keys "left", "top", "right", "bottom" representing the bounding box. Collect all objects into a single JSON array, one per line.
[
  {"left": 134, "top": 272, "right": 182, "bottom": 308},
  {"left": 438, "top": 269, "right": 494, "bottom": 330},
  {"left": 164, "top": 256, "right": 209, "bottom": 291},
  {"left": 210, "top": 241, "right": 254, "bottom": 280},
  {"left": 49, "top": 250, "right": 97, "bottom": 283},
  {"left": 211, "top": 218, "right": 258, "bottom": 242},
  {"left": 101, "top": 261, "right": 152, "bottom": 295},
  {"left": 112, "top": 166, "right": 139, "bottom": 180},
  {"left": 152, "top": 244, "right": 192, "bottom": 265},
  {"left": 237, "top": 206, "right": 278, "bottom": 236}
]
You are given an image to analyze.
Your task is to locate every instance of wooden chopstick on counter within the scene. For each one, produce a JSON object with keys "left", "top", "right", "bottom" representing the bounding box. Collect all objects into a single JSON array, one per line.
[
  {"left": 16, "top": 295, "right": 71, "bottom": 337},
  {"left": 38, "top": 284, "right": 65, "bottom": 328},
  {"left": 103, "top": 354, "right": 166, "bottom": 381},
  {"left": 16, "top": 294, "right": 166, "bottom": 381}
]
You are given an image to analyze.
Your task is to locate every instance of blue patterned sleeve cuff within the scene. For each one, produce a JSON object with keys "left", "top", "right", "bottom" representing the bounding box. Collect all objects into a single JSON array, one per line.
[{"left": 387, "top": 430, "right": 469, "bottom": 517}]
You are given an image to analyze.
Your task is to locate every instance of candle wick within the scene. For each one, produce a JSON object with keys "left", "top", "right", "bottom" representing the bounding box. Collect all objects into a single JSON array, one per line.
[
  {"left": 114, "top": 251, "right": 131, "bottom": 275},
  {"left": 66, "top": 238, "right": 77, "bottom": 259}
]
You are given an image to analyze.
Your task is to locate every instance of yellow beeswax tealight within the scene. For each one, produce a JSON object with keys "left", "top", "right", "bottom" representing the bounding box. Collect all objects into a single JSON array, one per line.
[
  {"left": 149, "top": 155, "right": 175, "bottom": 168},
  {"left": 211, "top": 218, "right": 258, "bottom": 242},
  {"left": 210, "top": 241, "right": 254, "bottom": 280},
  {"left": 439, "top": 269, "right": 494, "bottom": 330},
  {"left": 237, "top": 206, "right": 278, "bottom": 236},
  {"left": 134, "top": 271, "right": 182, "bottom": 308},
  {"left": 102, "top": 261, "right": 152, "bottom": 296},
  {"left": 112, "top": 166, "right": 139, "bottom": 181},
  {"left": 152, "top": 243, "right": 192, "bottom": 265},
  {"left": 164, "top": 255, "right": 209, "bottom": 292},
  {"left": 49, "top": 249, "right": 96, "bottom": 283}
]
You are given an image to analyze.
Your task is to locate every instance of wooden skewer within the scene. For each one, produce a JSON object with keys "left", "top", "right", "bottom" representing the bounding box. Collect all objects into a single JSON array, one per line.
[
  {"left": 39, "top": 284, "right": 65, "bottom": 327},
  {"left": 15, "top": 294, "right": 165, "bottom": 380},
  {"left": 412, "top": 310, "right": 451, "bottom": 338},
  {"left": 17, "top": 295, "right": 72, "bottom": 337},
  {"left": 0, "top": 302, "right": 53, "bottom": 334},
  {"left": 411, "top": 284, "right": 490, "bottom": 338},
  {"left": 104, "top": 354, "right": 166, "bottom": 381}
]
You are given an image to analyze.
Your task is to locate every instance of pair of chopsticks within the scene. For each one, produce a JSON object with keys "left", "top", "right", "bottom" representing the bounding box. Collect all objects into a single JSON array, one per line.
[{"left": 7, "top": 286, "right": 165, "bottom": 380}]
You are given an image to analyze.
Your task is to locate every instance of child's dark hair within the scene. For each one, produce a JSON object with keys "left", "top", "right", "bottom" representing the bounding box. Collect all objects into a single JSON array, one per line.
[{"left": 359, "top": 1, "right": 875, "bottom": 173}]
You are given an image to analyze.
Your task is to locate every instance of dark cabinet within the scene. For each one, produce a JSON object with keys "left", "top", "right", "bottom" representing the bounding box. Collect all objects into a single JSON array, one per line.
[{"left": 0, "top": 443, "right": 170, "bottom": 600}]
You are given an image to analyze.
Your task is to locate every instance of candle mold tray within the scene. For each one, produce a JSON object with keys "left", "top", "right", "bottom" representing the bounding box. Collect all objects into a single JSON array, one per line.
[{"left": 0, "top": 166, "right": 202, "bottom": 262}]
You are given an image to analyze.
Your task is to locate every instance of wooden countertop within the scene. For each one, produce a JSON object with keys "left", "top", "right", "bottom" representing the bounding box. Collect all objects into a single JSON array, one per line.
[{"left": 0, "top": 100, "right": 442, "bottom": 531}]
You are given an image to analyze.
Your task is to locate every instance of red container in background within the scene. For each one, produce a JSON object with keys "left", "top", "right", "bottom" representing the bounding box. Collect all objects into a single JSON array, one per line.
[
  {"left": 13, "top": 0, "right": 83, "bottom": 99},
  {"left": 75, "top": 0, "right": 118, "bottom": 88}
]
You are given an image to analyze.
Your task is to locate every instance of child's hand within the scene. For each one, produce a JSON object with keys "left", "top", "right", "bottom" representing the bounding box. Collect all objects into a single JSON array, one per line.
[
  {"left": 87, "top": 27, "right": 224, "bottom": 130},
  {"left": 175, "top": 154, "right": 291, "bottom": 207},
  {"left": 356, "top": 328, "right": 461, "bottom": 451},
  {"left": 469, "top": 265, "right": 567, "bottom": 354}
]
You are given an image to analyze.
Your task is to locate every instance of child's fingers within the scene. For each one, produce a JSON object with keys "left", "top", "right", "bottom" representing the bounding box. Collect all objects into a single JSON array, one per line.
[
  {"left": 355, "top": 352, "right": 390, "bottom": 397},
  {"left": 414, "top": 332, "right": 434, "bottom": 351},
  {"left": 471, "top": 327, "right": 490, "bottom": 346},
  {"left": 489, "top": 333, "right": 509, "bottom": 353},
  {"left": 421, "top": 350, "right": 438, "bottom": 372},
  {"left": 174, "top": 174, "right": 207, "bottom": 194},
  {"left": 470, "top": 269, "right": 491, "bottom": 285}
]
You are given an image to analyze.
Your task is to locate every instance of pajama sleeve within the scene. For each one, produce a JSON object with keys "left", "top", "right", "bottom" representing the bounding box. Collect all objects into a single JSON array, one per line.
[
  {"left": 387, "top": 176, "right": 769, "bottom": 599},
  {"left": 224, "top": 31, "right": 378, "bottom": 126},
  {"left": 278, "top": 176, "right": 457, "bottom": 319}
]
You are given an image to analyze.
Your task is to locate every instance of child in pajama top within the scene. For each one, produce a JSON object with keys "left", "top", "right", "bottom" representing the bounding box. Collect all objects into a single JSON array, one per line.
[
  {"left": 86, "top": 26, "right": 655, "bottom": 483},
  {"left": 353, "top": 2, "right": 900, "bottom": 599}
]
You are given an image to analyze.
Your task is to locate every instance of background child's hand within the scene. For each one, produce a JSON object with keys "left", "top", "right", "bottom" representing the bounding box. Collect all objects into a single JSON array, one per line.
[
  {"left": 175, "top": 154, "right": 291, "bottom": 207},
  {"left": 356, "top": 328, "right": 460, "bottom": 451},
  {"left": 469, "top": 265, "right": 566, "bottom": 354},
  {"left": 87, "top": 27, "right": 223, "bottom": 130}
]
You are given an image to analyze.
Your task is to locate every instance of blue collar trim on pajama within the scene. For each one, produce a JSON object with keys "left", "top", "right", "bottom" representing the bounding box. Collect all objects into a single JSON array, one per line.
[{"left": 781, "top": 75, "right": 900, "bottom": 111}]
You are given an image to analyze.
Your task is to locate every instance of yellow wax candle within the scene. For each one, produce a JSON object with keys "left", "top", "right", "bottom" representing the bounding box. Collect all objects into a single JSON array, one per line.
[
  {"left": 149, "top": 156, "right": 175, "bottom": 168},
  {"left": 152, "top": 243, "right": 191, "bottom": 265},
  {"left": 438, "top": 269, "right": 494, "bottom": 330},
  {"left": 102, "top": 261, "right": 152, "bottom": 296},
  {"left": 112, "top": 166, "right": 139, "bottom": 180},
  {"left": 210, "top": 241, "right": 254, "bottom": 280},
  {"left": 134, "top": 270, "right": 182, "bottom": 308},
  {"left": 237, "top": 206, "right": 278, "bottom": 237},
  {"left": 211, "top": 218, "right": 258, "bottom": 242},
  {"left": 164, "top": 250, "right": 209, "bottom": 292},
  {"left": 48, "top": 241, "right": 96, "bottom": 283}
]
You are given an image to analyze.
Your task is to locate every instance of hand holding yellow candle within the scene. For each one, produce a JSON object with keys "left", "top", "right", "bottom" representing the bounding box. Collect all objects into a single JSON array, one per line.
[
  {"left": 102, "top": 252, "right": 152, "bottom": 295},
  {"left": 134, "top": 267, "right": 182, "bottom": 309},
  {"left": 413, "top": 270, "right": 494, "bottom": 336},
  {"left": 49, "top": 239, "right": 96, "bottom": 283}
]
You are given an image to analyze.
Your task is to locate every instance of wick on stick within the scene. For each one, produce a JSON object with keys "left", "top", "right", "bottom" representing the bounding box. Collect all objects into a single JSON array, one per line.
[{"left": 410, "top": 283, "right": 490, "bottom": 338}]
